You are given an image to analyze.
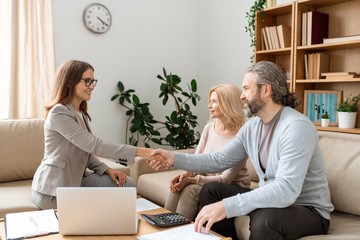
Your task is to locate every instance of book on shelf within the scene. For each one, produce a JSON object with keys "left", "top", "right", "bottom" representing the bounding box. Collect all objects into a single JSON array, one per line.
[
  {"left": 304, "top": 54, "right": 308, "bottom": 79},
  {"left": 321, "top": 72, "right": 359, "bottom": 80},
  {"left": 321, "top": 72, "right": 356, "bottom": 76},
  {"left": 272, "top": 26, "right": 281, "bottom": 49},
  {"left": 277, "top": 25, "right": 291, "bottom": 48},
  {"left": 323, "top": 35, "right": 360, "bottom": 44},
  {"left": 304, "top": 52, "right": 329, "bottom": 79},
  {"left": 261, "top": 28, "right": 270, "bottom": 50},
  {"left": 302, "top": 12, "right": 307, "bottom": 46},
  {"left": 266, "top": 26, "right": 276, "bottom": 50},
  {"left": 261, "top": 25, "right": 291, "bottom": 50},
  {"left": 302, "top": 11, "right": 329, "bottom": 45}
]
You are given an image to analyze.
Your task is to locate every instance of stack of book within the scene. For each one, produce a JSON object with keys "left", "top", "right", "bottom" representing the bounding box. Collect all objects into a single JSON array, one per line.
[
  {"left": 302, "top": 11, "right": 329, "bottom": 46},
  {"left": 323, "top": 35, "right": 360, "bottom": 44},
  {"left": 261, "top": 25, "right": 291, "bottom": 50},
  {"left": 304, "top": 52, "right": 329, "bottom": 79},
  {"left": 321, "top": 72, "right": 359, "bottom": 80}
]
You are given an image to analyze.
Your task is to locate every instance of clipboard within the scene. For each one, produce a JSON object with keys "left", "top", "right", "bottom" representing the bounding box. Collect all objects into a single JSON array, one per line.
[{"left": 4, "top": 209, "right": 59, "bottom": 240}]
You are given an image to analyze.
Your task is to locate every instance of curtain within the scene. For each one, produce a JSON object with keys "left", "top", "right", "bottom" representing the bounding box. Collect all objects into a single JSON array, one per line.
[{"left": 0, "top": 0, "right": 55, "bottom": 119}]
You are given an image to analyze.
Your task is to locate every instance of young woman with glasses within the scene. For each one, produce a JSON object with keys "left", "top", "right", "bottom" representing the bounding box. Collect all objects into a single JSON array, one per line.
[{"left": 31, "top": 60, "right": 165, "bottom": 210}]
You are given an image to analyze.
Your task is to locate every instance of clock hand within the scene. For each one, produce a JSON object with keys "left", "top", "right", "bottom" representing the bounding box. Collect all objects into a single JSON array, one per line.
[{"left": 97, "top": 16, "right": 108, "bottom": 26}]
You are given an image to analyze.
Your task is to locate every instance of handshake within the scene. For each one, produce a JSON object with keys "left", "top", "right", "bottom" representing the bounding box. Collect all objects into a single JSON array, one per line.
[{"left": 141, "top": 148, "right": 175, "bottom": 171}]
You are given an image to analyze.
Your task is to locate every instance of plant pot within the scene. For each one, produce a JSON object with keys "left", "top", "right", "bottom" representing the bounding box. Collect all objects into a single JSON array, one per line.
[
  {"left": 321, "top": 118, "right": 330, "bottom": 127},
  {"left": 338, "top": 112, "right": 357, "bottom": 129}
]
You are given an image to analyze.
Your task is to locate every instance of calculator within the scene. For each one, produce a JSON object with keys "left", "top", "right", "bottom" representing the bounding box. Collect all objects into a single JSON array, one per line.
[{"left": 140, "top": 212, "right": 191, "bottom": 227}]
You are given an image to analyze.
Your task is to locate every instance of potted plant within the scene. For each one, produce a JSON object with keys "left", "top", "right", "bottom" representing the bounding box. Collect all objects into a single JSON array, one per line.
[
  {"left": 111, "top": 68, "right": 201, "bottom": 149},
  {"left": 337, "top": 93, "right": 360, "bottom": 128},
  {"left": 321, "top": 113, "right": 330, "bottom": 127}
]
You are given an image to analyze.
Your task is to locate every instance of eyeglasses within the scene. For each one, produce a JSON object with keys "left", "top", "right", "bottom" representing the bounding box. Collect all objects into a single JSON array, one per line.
[{"left": 81, "top": 78, "right": 98, "bottom": 87}]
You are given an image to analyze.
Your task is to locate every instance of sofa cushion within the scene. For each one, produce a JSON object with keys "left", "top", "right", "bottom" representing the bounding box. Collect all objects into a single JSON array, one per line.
[
  {"left": 137, "top": 169, "right": 183, "bottom": 206},
  {"left": 318, "top": 132, "right": 360, "bottom": 216},
  {"left": 0, "top": 180, "right": 39, "bottom": 218},
  {"left": 0, "top": 120, "right": 45, "bottom": 183}
]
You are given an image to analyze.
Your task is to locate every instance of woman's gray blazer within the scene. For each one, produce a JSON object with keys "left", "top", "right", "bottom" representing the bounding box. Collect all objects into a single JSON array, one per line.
[{"left": 31, "top": 103, "right": 137, "bottom": 196}]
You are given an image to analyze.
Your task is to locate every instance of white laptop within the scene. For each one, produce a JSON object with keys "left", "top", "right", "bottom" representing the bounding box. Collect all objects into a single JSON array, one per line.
[{"left": 56, "top": 187, "right": 137, "bottom": 235}]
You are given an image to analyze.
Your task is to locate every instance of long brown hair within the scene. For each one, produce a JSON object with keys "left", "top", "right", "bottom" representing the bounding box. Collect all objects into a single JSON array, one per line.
[
  {"left": 45, "top": 60, "right": 94, "bottom": 120},
  {"left": 208, "top": 83, "right": 245, "bottom": 132}
]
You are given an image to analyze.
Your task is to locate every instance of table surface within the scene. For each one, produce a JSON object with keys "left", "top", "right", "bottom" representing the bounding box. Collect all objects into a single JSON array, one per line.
[{"left": 0, "top": 208, "right": 230, "bottom": 240}]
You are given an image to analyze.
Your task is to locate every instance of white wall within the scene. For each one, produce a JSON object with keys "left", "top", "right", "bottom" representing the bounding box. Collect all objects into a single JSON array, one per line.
[
  {"left": 52, "top": 0, "right": 198, "bottom": 145},
  {"left": 52, "top": 0, "right": 253, "bottom": 146},
  {"left": 196, "top": 0, "right": 253, "bottom": 127}
]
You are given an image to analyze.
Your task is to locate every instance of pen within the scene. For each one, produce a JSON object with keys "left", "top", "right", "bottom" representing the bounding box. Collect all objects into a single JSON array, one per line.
[{"left": 24, "top": 231, "right": 49, "bottom": 239}]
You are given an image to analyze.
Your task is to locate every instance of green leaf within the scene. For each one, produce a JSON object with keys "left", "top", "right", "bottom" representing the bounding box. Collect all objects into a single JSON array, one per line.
[
  {"left": 132, "top": 95, "right": 140, "bottom": 105},
  {"left": 111, "top": 94, "right": 119, "bottom": 101},
  {"left": 139, "top": 124, "right": 146, "bottom": 135},
  {"left": 151, "top": 138, "right": 162, "bottom": 145},
  {"left": 125, "top": 96, "right": 131, "bottom": 104},
  {"left": 171, "top": 111, "right": 177, "bottom": 121},
  {"left": 162, "top": 67, "right": 167, "bottom": 79},
  {"left": 192, "top": 97, "right": 197, "bottom": 106},
  {"left": 134, "top": 117, "right": 142, "bottom": 128},
  {"left": 144, "top": 143, "right": 150, "bottom": 148},
  {"left": 153, "top": 131, "right": 161, "bottom": 136},
  {"left": 160, "top": 83, "right": 167, "bottom": 91},
  {"left": 172, "top": 75, "right": 181, "bottom": 85},
  {"left": 191, "top": 79, "right": 197, "bottom": 92},
  {"left": 118, "top": 81, "right": 124, "bottom": 92},
  {"left": 162, "top": 95, "right": 168, "bottom": 105},
  {"left": 119, "top": 97, "right": 125, "bottom": 104},
  {"left": 130, "top": 125, "right": 137, "bottom": 133},
  {"left": 126, "top": 109, "right": 133, "bottom": 116},
  {"left": 157, "top": 74, "right": 164, "bottom": 80},
  {"left": 175, "top": 86, "right": 183, "bottom": 92},
  {"left": 182, "top": 92, "right": 190, "bottom": 98}
]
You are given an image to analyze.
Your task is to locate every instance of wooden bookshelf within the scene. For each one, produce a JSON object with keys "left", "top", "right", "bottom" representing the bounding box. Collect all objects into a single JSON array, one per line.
[
  {"left": 254, "top": 2, "right": 295, "bottom": 91},
  {"left": 255, "top": 0, "right": 360, "bottom": 134}
]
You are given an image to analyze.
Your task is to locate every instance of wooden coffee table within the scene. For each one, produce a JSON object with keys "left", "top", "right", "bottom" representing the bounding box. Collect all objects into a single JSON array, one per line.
[{"left": 0, "top": 207, "right": 230, "bottom": 240}]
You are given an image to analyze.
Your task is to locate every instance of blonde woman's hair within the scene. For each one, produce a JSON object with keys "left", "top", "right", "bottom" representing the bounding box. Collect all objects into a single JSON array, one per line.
[
  {"left": 209, "top": 83, "right": 245, "bottom": 131},
  {"left": 45, "top": 60, "right": 94, "bottom": 120}
]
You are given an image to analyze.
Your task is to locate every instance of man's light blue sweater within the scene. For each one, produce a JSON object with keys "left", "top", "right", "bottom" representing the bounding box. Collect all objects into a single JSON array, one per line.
[{"left": 174, "top": 107, "right": 334, "bottom": 219}]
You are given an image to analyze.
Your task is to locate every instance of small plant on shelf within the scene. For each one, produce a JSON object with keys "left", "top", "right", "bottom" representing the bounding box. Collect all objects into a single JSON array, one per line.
[
  {"left": 111, "top": 67, "right": 201, "bottom": 149},
  {"left": 337, "top": 93, "right": 360, "bottom": 112},
  {"left": 321, "top": 113, "right": 329, "bottom": 119}
]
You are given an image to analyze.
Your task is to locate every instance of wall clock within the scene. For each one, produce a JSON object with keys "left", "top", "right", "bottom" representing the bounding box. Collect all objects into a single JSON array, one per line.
[{"left": 83, "top": 3, "right": 112, "bottom": 34}]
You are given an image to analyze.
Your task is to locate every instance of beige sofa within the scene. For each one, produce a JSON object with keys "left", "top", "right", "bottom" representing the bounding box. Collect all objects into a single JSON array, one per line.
[
  {"left": 0, "top": 119, "right": 130, "bottom": 218},
  {"left": 130, "top": 131, "right": 360, "bottom": 240}
]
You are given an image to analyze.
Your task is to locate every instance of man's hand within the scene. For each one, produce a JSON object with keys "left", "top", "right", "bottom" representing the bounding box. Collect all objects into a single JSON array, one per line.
[
  {"left": 106, "top": 168, "right": 127, "bottom": 186},
  {"left": 194, "top": 201, "right": 227, "bottom": 234},
  {"left": 149, "top": 149, "right": 175, "bottom": 170}
]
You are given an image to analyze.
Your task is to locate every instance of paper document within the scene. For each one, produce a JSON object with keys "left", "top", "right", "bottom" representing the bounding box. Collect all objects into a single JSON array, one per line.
[
  {"left": 137, "top": 224, "right": 222, "bottom": 240},
  {"left": 5, "top": 209, "right": 59, "bottom": 240},
  {"left": 136, "top": 198, "right": 161, "bottom": 212}
]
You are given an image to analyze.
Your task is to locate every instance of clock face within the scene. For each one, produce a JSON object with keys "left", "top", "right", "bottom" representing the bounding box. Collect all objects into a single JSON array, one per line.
[{"left": 83, "top": 3, "right": 112, "bottom": 34}]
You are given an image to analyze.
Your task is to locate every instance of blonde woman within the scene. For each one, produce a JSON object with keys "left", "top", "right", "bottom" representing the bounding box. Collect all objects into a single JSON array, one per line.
[{"left": 164, "top": 83, "right": 251, "bottom": 220}]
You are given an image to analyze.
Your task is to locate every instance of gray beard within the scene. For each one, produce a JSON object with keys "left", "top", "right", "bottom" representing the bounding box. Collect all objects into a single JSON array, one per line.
[{"left": 242, "top": 99, "right": 264, "bottom": 118}]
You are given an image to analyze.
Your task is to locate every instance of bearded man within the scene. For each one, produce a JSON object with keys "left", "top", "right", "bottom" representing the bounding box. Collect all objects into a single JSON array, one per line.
[{"left": 151, "top": 61, "right": 334, "bottom": 240}]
